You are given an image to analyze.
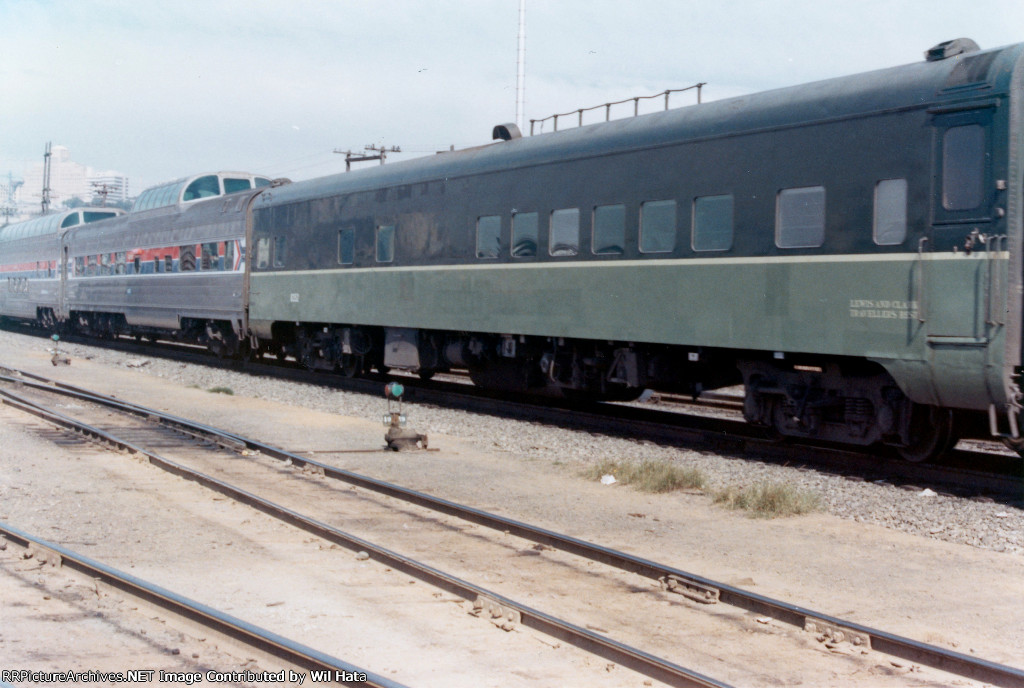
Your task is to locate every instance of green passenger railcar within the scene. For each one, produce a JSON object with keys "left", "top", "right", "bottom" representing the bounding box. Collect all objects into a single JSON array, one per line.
[{"left": 247, "top": 38, "right": 1024, "bottom": 461}]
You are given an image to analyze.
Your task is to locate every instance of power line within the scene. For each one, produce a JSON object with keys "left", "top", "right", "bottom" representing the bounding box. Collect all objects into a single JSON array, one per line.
[{"left": 333, "top": 144, "right": 402, "bottom": 172}]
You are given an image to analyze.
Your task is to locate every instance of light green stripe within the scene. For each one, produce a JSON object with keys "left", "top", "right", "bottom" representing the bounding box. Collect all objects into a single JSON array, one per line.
[{"left": 258, "top": 250, "right": 1007, "bottom": 278}]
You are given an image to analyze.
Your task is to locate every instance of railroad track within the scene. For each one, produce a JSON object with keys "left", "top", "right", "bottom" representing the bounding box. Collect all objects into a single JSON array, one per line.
[
  {"left": 0, "top": 522, "right": 404, "bottom": 688},
  {"left": 10, "top": 324, "right": 1023, "bottom": 502},
  {"left": 2, "top": 366, "right": 1022, "bottom": 687}
]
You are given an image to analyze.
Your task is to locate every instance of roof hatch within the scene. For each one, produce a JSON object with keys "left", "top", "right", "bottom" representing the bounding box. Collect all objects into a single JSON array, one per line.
[{"left": 926, "top": 38, "right": 980, "bottom": 62}]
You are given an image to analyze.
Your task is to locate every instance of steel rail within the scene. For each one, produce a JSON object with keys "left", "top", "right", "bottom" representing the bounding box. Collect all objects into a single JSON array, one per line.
[
  {"left": 0, "top": 520, "right": 405, "bottom": 688},
  {"left": 7, "top": 331, "right": 1023, "bottom": 496},
  {"left": 4, "top": 370, "right": 1024, "bottom": 687},
  {"left": 0, "top": 385, "right": 730, "bottom": 688}
]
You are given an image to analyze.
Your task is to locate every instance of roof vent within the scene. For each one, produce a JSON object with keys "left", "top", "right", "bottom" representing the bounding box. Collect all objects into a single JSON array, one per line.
[
  {"left": 926, "top": 38, "right": 980, "bottom": 62},
  {"left": 492, "top": 123, "right": 522, "bottom": 141}
]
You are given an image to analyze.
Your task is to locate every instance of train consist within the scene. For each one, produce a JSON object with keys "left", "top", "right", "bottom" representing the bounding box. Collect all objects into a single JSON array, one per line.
[{"left": 2, "top": 38, "right": 1023, "bottom": 462}]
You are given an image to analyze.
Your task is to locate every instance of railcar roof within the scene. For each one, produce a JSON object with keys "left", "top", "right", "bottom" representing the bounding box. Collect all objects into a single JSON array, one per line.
[
  {"left": 133, "top": 171, "right": 272, "bottom": 212},
  {"left": 0, "top": 208, "right": 124, "bottom": 243},
  {"left": 257, "top": 41, "right": 1024, "bottom": 210}
]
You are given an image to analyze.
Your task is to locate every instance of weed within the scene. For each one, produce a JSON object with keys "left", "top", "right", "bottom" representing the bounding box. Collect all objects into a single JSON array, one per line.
[
  {"left": 584, "top": 458, "right": 706, "bottom": 493},
  {"left": 713, "top": 481, "right": 821, "bottom": 518},
  {"left": 207, "top": 386, "right": 234, "bottom": 395}
]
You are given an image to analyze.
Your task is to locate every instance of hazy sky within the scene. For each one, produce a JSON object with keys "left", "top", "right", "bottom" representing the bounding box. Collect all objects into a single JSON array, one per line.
[{"left": 3, "top": 0, "right": 1024, "bottom": 193}]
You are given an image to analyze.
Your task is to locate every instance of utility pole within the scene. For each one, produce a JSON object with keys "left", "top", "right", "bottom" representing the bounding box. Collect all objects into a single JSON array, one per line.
[
  {"left": 334, "top": 144, "right": 402, "bottom": 172},
  {"left": 90, "top": 181, "right": 110, "bottom": 207},
  {"left": 41, "top": 141, "right": 52, "bottom": 214},
  {"left": 1, "top": 172, "right": 23, "bottom": 226},
  {"left": 516, "top": 0, "right": 526, "bottom": 131}
]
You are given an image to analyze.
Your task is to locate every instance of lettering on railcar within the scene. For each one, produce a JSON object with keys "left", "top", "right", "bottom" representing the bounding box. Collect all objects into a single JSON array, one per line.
[{"left": 848, "top": 298, "right": 919, "bottom": 320}]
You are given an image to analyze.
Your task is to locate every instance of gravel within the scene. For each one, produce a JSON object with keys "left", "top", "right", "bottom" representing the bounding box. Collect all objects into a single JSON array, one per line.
[{"left": 11, "top": 330, "right": 1024, "bottom": 556}]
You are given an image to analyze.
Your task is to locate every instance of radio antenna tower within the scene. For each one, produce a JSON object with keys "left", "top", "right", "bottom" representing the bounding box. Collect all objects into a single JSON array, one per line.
[
  {"left": 41, "top": 141, "right": 52, "bottom": 214},
  {"left": 516, "top": 0, "right": 526, "bottom": 130}
]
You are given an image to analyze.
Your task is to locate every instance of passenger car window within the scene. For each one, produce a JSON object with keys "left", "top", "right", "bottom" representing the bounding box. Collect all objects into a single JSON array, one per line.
[
  {"left": 273, "top": 237, "right": 287, "bottom": 268},
  {"left": 942, "top": 125, "right": 985, "bottom": 210},
  {"left": 640, "top": 200, "right": 676, "bottom": 253},
  {"left": 201, "top": 242, "right": 220, "bottom": 270},
  {"left": 692, "top": 195, "right": 733, "bottom": 252},
  {"left": 183, "top": 175, "right": 220, "bottom": 201},
  {"left": 511, "top": 212, "right": 538, "bottom": 257},
  {"left": 476, "top": 215, "right": 501, "bottom": 259},
  {"left": 223, "top": 178, "right": 252, "bottom": 194},
  {"left": 376, "top": 225, "right": 395, "bottom": 263},
  {"left": 338, "top": 227, "right": 355, "bottom": 265},
  {"left": 592, "top": 204, "right": 625, "bottom": 255},
  {"left": 776, "top": 186, "right": 825, "bottom": 248},
  {"left": 549, "top": 208, "right": 579, "bottom": 256},
  {"left": 873, "top": 179, "right": 907, "bottom": 245},
  {"left": 179, "top": 245, "right": 197, "bottom": 271},
  {"left": 83, "top": 211, "right": 117, "bottom": 222},
  {"left": 256, "top": 238, "right": 270, "bottom": 269}
]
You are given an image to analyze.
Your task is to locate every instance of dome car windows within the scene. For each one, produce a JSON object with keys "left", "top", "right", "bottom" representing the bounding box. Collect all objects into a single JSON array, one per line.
[
  {"left": 183, "top": 175, "right": 220, "bottom": 201},
  {"left": 223, "top": 177, "right": 252, "bottom": 194},
  {"left": 61, "top": 212, "right": 82, "bottom": 229}
]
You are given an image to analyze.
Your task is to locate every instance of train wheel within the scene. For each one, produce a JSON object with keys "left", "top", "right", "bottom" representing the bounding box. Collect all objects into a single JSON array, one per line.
[
  {"left": 339, "top": 355, "right": 361, "bottom": 378},
  {"left": 1000, "top": 436, "right": 1024, "bottom": 458},
  {"left": 898, "top": 406, "right": 957, "bottom": 463}
]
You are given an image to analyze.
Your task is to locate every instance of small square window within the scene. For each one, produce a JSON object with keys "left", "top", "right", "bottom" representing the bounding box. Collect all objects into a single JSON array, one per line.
[
  {"left": 549, "top": 208, "right": 579, "bottom": 256},
  {"left": 338, "top": 227, "right": 355, "bottom": 264},
  {"left": 942, "top": 125, "right": 985, "bottom": 211},
  {"left": 476, "top": 216, "right": 501, "bottom": 259},
  {"left": 512, "top": 212, "right": 538, "bottom": 257},
  {"left": 593, "top": 204, "right": 625, "bottom": 255},
  {"left": 272, "top": 237, "right": 286, "bottom": 267},
  {"left": 692, "top": 195, "right": 733, "bottom": 252},
  {"left": 640, "top": 200, "right": 676, "bottom": 253},
  {"left": 376, "top": 224, "right": 395, "bottom": 263},
  {"left": 874, "top": 179, "right": 907, "bottom": 246},
  {"left": 255, "top": 238, "right": 270, "bottom": 269},
  {"left": 776, "top": 186, "right": 825, "bottom": 248}
]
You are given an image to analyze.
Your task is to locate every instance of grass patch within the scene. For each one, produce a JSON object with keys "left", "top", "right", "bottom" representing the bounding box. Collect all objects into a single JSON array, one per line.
[
  {"left": 713, "top": 481, "right": 821, "bottom": 518},
  {"left": 584, "top": 458, "right": 706, "bottom": 493},
  {"left": 207, "top": 386, "right": 234, "bottom": 395}
]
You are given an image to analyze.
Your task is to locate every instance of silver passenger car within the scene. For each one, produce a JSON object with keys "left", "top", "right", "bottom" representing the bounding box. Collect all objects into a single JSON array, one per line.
[
  {"left": 60, "top": 172, "right": 273, "bottom": 353},
  {"left": 0, "top": 208, "right": 123, "bottom": 325}
]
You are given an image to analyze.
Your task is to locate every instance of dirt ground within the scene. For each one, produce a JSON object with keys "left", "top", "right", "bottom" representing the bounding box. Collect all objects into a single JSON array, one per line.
[{"left": 1, "top": 337, "right": 1022, "bottom": 687}]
